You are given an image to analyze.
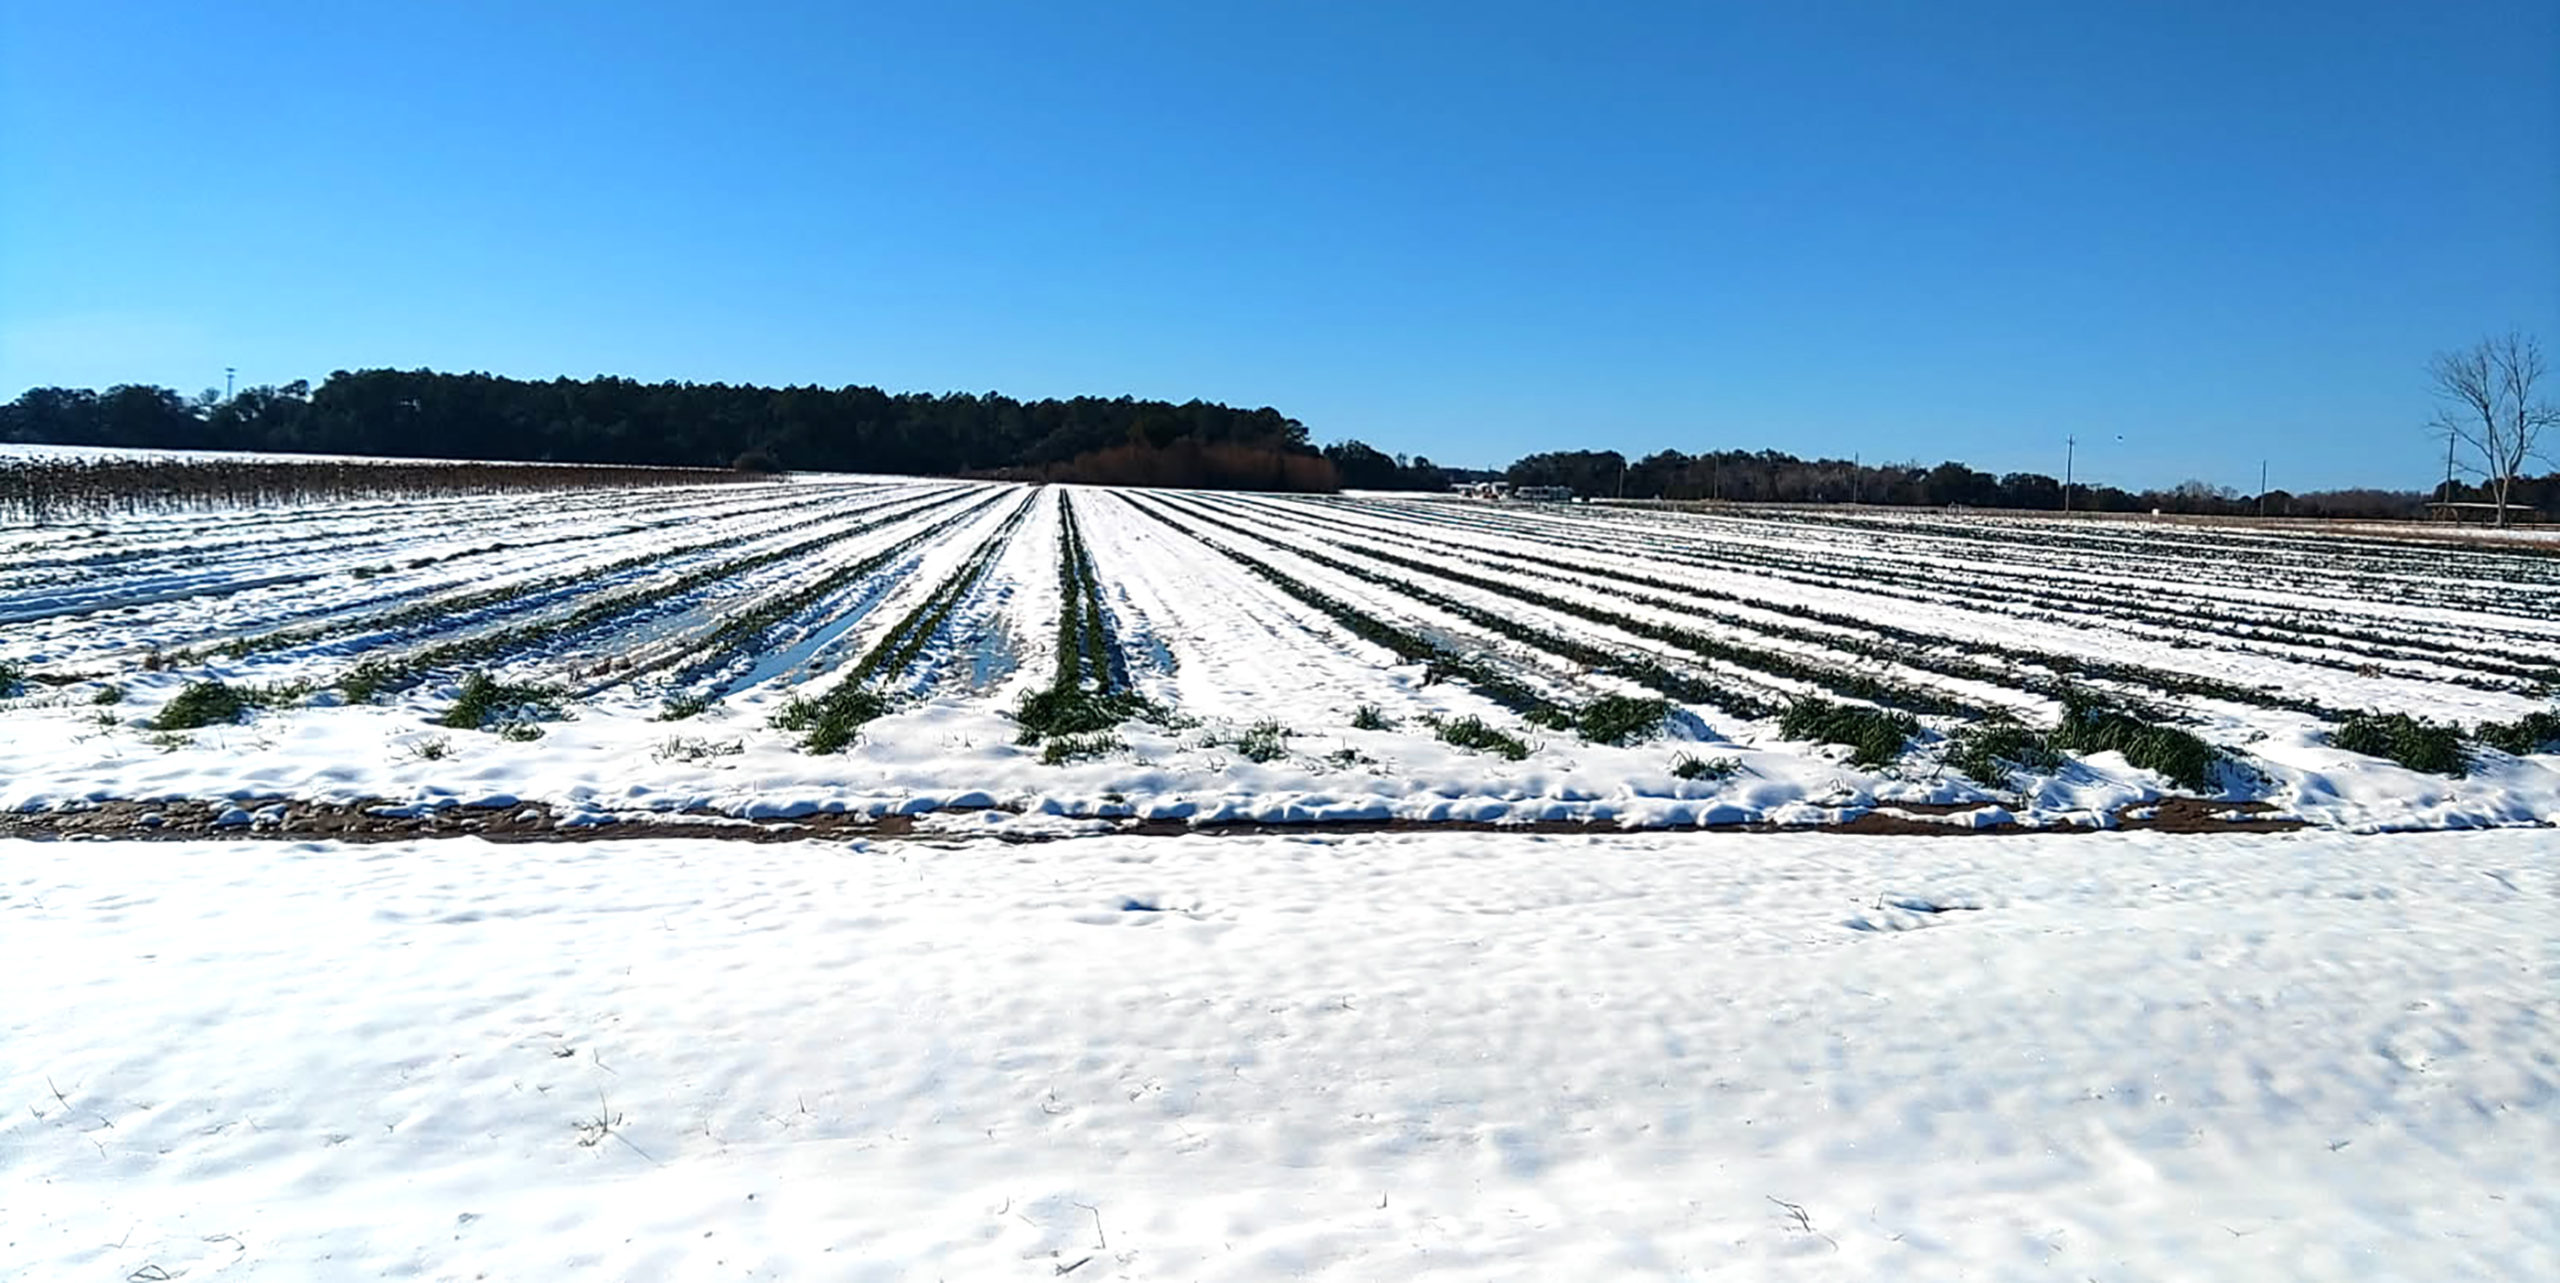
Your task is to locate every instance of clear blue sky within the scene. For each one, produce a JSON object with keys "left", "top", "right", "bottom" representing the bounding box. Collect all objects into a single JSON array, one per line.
[{"left": 4, "top": 1, "right": 2554, "bottom": 490}]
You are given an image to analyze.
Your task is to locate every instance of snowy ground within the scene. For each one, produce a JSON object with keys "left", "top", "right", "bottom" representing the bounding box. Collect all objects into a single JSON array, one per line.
[
  {"left": 4, "top": 829, "right": 2553, "bottom": 1280},
  {"left": 4, "top": 481, "right": 2556, "bottom": 833}
]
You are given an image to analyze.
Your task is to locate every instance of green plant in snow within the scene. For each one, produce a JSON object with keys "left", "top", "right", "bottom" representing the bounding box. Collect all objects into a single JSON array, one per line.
[
  {"left": 2048, "top": 691, "right": 2221, "bottom": 792},
  {"left": 1669, "top": 752, "right": 1740, "bottom": 781},
  {"left": 0, "top": 660, "right": 24, "bottom": 698},
  {"left": 1040, "top": 732, "right": 1121, "bottom": 765},
  {"left": 2475, "top": 709, "right": 2560, "bottom": 756},
  {"left": 338, "top": 660, "right": 394, "bottom": 705},
  {"left": 2331, "top": 710, "right": 2468, "bottom": 776},
  {"left": 1424, "top": 713, "right": 1530, "bottom": 761},
  {"left": 1946, "top": 713, "right": 2065, "bottom": 785},
  {"left": 656, "top": 691, "right": 716, "bottom": 721},
  {"left": 1349, "top": 703, "right": 1395, "bottom": 731},
  {"left": 653, "top": 735, "right": 744, "bottom": 763},
  {"left": 1013, "top": 686, "right": 1161, "bottom": 745},
  {"left": 154, "top": 680, "right": 251, "bottom": 730},
  {"left": 1231, "top": 719, "right": 1291, "bottom": 763},
  {"left": 1778, "top": 695, "right": 1918, "bottom": 769},
  {"left": 772, "top": 687, "right": 890, "bottom": 755},
  {"left": 439, "top": 672, "right": 567, "bottom": 731},
  {"left": 1522, "top": 706, "right": 1575, "bottom": 732},
  {"left": 90, "top": 685, "right": 124, "bottom": 706},
  {"left": 1575, "top": 695, "right": 1670, "bottom": 745}
]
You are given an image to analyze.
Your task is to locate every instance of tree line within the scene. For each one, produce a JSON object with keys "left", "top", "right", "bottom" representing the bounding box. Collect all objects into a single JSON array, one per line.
[
  {"left": 6, "top": 340, "right": 2550, "bottom": 517},
  {"left": 0, "top": 371, "right": 1338, "bottom": 490},
  {"left": 1496, "top": 447, "right": 2557, "bottom": 519}
]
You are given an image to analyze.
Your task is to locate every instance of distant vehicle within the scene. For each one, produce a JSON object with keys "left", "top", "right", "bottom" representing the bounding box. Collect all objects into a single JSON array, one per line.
[
  {"left": 1456, "top": 481, "right": 1512, "bottom": 500},
  {"left": 1512, "top": 485, "right": 1576, "bottom": 502}
]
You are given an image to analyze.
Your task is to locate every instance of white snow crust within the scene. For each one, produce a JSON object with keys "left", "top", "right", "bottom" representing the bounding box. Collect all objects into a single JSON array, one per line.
[{"left": 4, "top": 829, "right": 2553, "bottom": 1279}]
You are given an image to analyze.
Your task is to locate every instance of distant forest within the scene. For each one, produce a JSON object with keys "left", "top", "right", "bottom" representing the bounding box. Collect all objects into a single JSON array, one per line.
[
  {"left": 1498, "top": 449, "right": 2556, "bottom": 521},
  {"left": 3, "top": 371, "right": 2544, "bottom": 519}
]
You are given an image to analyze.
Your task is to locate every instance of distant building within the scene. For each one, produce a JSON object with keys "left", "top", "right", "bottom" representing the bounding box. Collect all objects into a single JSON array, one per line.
[
  {"left": 2425, "top": 501, "right": 2544, "bottom": 526},
  {"left": 1513, "top": 485, "right": 1575, "bottom": 502}
]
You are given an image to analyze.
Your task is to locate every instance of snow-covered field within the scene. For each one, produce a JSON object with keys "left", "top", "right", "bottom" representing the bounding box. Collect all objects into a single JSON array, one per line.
[
  {"left": 7, "top": 480, "right": 2555, "bottom": 1277},
  {"left": 2, "top": 479, "right": 2557, "bottom": 831},
  {"left": 4, "top": 829, "right": 2552, "bottom": 1279}
]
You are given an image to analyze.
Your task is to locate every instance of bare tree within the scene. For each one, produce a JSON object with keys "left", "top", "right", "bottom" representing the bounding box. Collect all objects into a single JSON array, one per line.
[{"left": 2429, "top": 332, "right": 2557, "bottom": 526}]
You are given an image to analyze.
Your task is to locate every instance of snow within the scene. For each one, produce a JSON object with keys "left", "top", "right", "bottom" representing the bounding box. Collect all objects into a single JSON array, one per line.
[
  {"left": 4, "top": 828, "right": 2553, "bottom": 1279},
  {"left": 3, "top": 482, "right": 2557, "bottom": 833},
  {"left": 0, "top": 441, "right": 735, "bottom": 470}
]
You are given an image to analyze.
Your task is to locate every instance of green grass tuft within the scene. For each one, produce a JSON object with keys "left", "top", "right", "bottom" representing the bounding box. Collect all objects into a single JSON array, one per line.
[
  {"left": 2332, "top": 710, "right": 2469, "bottom": 776},
  {"left": 1014, "top": 686, "right": 1160, "bottom": 744},
  {"left": 0, "top": 660, "right": 23, "bottom": 698},
  {"left": 1349, "top": 703, "right": 1395, "bottom": 731},
  {"left": 1778, "top": 696, "right": 1918, "bottom": 768},
  {"left": 90, "top": 685, "right": 124, "bottom": 706},
  {"left": 1946, "top": 714, "right": 2065, "bottom": 785},
  {"left": 155, "top": 680, "right": 251, "bottom": 730},
  {"left": 338, "top": 661, "right": 394, "bottom": 705},
  {"left": 772, "top": 688, "right": 890, "bottom": 755},
  {"left": 1575, "top": 695, "right": 1670, "bottom": 746},
  {"left": 1670, "top": 752, "right": 1740, "bottom": 781},
  {"left": 656, "top": 691, "right": 716, "bottom": 722},
  {"left": 1425, "top": 713, "right": 1531, "bottom": 761},
  {"left": 1231, "top": 718, "right": 1291, "bottom": 763},
  {"left": 1040, "top": 732, "right": 1121, "bottom": 765},
  {"left": 2475, "top": 710, "right": 2560, "bottom": 757},
  {"left": 2049, "top": 692, "right": 2221, "bottom": 791},
  {"left": 439, "top": 672, "right": 566, "bottom": 732},
  {"left": 1522, "top": 706, "right": 1576, "bottom": 732}
]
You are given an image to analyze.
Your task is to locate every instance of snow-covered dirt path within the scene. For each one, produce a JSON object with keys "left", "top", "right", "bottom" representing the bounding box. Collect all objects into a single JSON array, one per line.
[{"left": 4, "top": 829, "right": 2550, "bottom": 1280}]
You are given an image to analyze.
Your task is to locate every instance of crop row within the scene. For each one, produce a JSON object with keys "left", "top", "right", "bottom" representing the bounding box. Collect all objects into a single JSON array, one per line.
[
  {"left": 1618, "top": 503, "right": 2560, "bottom": 655},
  {"left": 1117, "top": 492, "right": 1576, "bottom": 720},
  {"left": 1240, "top": 495, "right": 2359, "bottom": 720},
  {"left": 332, "top": 492, "right": 968, "bottom": 701},
  {"left": 3, "top": 478, "right": 811, "bottom": 584},
  {"left": 0, "top": 455, "right": 771, "bottom": 522},
  {"left": 1767, "top": 505, "right": 2560, "bottom": 601},
  {"left": 1160, "top": 492, "right": 1975, "bottom": 720},
  {"left": 636, "top": 492, "right": 1011, "bottom": 694},
  {"left": 1331, "top": 496, "right": 2560, "bottom": 684},
  {"left": 1011, "top": 491, "right": 1158, "bottom": 759},
  {"left": 198, "top": 486, "right": 955, "bottom": 664},
  {"left": 1687, "top": 504, "right": 2515, "bottom": 612},
  {"left": 776, "top": 492, "right": 1037, "bottom": 752},
  {"left": 1154, "top": 494, "right": 1815, "bottom": 717}
]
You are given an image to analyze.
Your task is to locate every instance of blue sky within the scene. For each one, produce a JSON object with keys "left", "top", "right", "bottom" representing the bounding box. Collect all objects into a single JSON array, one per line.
[{"left": 4, "top": 1, "right": 2554, "bottom": 490}]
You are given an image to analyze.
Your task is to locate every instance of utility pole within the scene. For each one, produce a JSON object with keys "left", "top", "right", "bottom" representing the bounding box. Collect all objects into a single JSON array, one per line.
[
  {"left": 2258, "top": 459, "right": 2268, "bottom": 517},
  {"left": 2443, "top": 427, "right": 2458, "bottom": 505},
  {"left": 1617, "top": 455, "right": 1627, "bottom": 500},
  {"left": 224, "top": 367, "right": 236, "bottom": 401},
  {"left": 2063, "top": 435, "right": 2076, "bottom": 514}
]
